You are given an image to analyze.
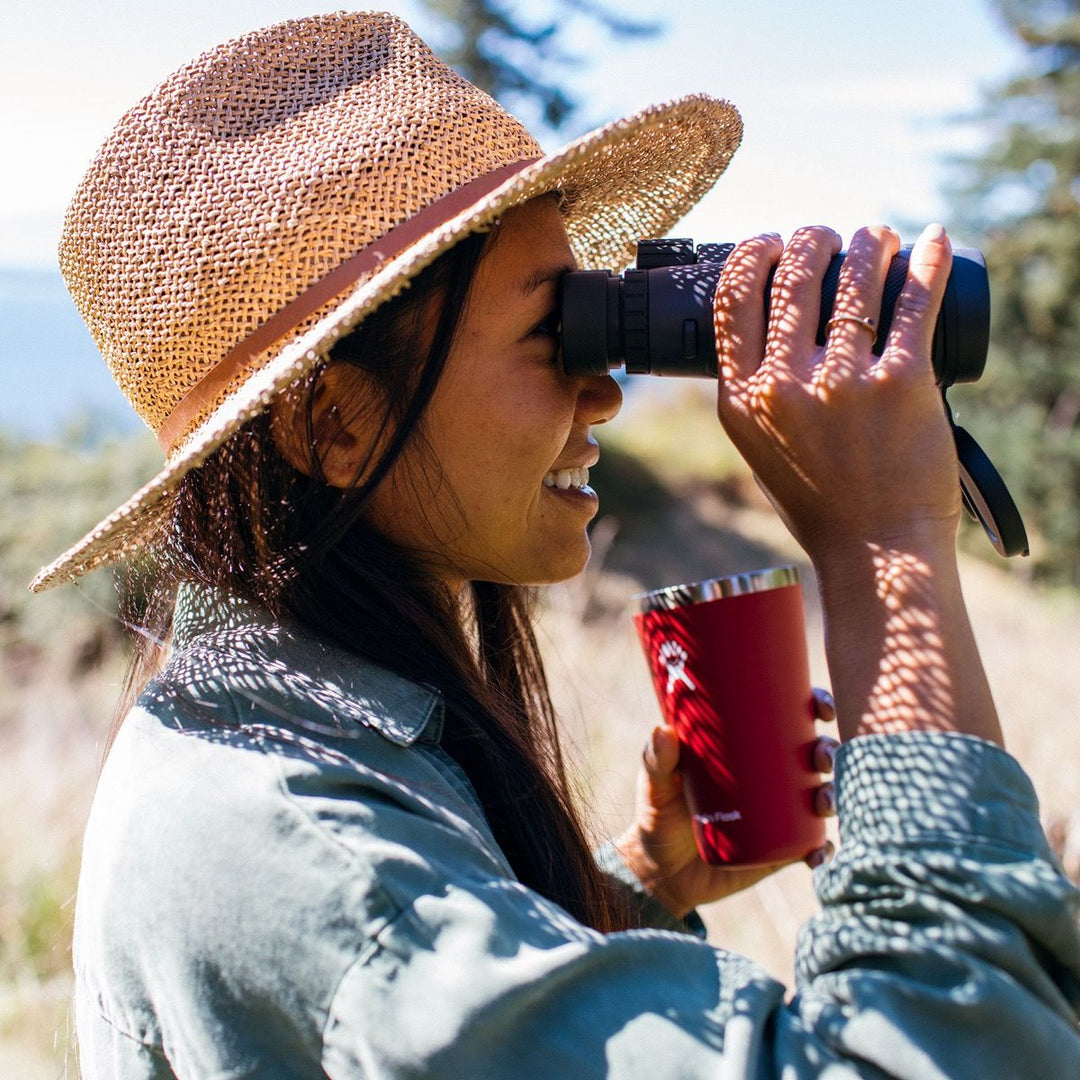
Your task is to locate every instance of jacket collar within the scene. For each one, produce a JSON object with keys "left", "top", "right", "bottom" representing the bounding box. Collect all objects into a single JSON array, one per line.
[{"left": 168, "top": 582, "right": 444, "bottom": 747}]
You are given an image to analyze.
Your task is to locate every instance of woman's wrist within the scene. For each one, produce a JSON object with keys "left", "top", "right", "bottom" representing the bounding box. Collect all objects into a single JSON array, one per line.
[{"left": 812, "top": 530, "right": 1003, "bottom": 747}]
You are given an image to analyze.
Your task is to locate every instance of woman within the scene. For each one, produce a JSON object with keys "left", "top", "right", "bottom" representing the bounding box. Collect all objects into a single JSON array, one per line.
[{"left": 36, "top": 12, "right": 1080, "bottom": 1079}]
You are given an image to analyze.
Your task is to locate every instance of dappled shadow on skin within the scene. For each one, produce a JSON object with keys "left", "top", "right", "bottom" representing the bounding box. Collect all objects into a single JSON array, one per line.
[
  {"left": 820, "top": 544, "right": 962, "bottom": 740},
  {"left": 592, "top": 444, "right": 786, "bottom": 592}
]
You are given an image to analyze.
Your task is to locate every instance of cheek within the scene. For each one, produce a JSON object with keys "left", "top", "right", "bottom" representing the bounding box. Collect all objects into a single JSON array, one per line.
[
  {"left": 453, "top": 442, "right": 541, "bottom": 522},
  {"left": 448, "top": 380, "right": 570, "bottom": 468}
]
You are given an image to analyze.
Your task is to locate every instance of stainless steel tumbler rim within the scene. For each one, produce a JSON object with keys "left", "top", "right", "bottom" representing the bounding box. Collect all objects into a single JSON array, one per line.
[{"left": 631, "top": 565, "right": 800, "bottom": 613}]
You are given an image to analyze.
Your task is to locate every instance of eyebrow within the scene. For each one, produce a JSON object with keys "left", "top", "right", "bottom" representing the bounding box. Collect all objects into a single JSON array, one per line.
[{"left": 518, "top": 263, "right": 576, "bottom": 297}]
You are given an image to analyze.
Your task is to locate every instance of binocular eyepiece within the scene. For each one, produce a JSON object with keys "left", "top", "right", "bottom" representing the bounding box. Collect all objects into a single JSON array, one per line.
[
  {"left": 560, "top": 238, "right": 989, "bottom": 387},
  {"left": 559, "top": 237, "right": 1028, "bottom": 559}
]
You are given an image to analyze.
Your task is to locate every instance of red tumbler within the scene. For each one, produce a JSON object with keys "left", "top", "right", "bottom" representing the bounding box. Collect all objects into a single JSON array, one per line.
[{"left": 633, "top": 566, "right": 824, "bottom": 867}]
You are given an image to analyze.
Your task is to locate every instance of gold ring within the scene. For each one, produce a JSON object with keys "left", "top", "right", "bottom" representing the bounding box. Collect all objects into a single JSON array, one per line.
[{"left": 827, "top": 313, "right": 877, "bottom": 338}]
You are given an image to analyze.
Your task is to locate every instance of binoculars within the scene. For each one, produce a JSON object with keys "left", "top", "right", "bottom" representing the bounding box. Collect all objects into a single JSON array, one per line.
[{"left": 559, "top": 239, "right": 1027, "bottom": 557}]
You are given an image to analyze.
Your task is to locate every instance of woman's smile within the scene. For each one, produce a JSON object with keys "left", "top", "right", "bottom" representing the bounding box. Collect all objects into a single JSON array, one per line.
[
  {"left": 543, "top": 462, "right": 594, "bottom": 492},
  {"left": 541, "top": 471, "right": 599, "bottom": 510}
]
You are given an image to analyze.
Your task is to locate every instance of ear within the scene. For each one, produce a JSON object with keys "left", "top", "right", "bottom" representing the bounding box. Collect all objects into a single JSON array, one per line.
[{"left": 271, "top": 363, "right": 378, "bottom": 489}]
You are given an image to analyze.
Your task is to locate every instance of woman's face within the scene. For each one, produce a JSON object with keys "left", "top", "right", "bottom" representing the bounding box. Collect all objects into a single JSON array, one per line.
[{"left": 369, "top": 196, "right": 623, "bottom": 588}]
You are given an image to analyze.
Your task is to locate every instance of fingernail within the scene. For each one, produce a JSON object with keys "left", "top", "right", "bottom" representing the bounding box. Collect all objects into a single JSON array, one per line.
[
  {"left": 920, "top": 222, "right": 947, "bottom": 243},
  {"left": 819, "top": 785, "right": 837, "bottom": 815},
  {"left": 818, "top": 688, "right": 835, "bottom": 714},
  {"left": 806, "top": 840, "right": 836, "bottom": 869},
  {"left": 824, "top": 740, "right": 837, "bottom": 769},
  {"left": 644, "top": 726, "right": 661, "bottom": 767}
]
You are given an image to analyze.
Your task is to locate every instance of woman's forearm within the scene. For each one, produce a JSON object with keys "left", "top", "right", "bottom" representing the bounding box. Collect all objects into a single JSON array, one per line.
[{"left": 814, "top": 530, "right": 1004, "bottom": 747}]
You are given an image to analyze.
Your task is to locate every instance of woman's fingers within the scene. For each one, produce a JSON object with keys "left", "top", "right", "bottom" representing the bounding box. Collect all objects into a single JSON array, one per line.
[
  {"left": 805, "top": 840, "right": 836, "bottom": 868},
  {"left": 641, "top": 724, "right": 683, "bottom": 805},
  {"left": 819, "top": 225, "right": 900, "bottom": 380},
  {"left": 812, "top": 735, "right": 840, "bottom": 775},
  {"left": 716, "top": 223, "right": 948, "bottom": 391},
  {"left": 714, "top": 232, "right": 784, "bottom": 383},
  {"left": 877, "top": 222, "right": 953, "bottom": 379},
  {"left": 764, "top": 226, "right": 842, "bottom": 376},
  {"left": 812, "top": 689, "right": 839, "bottom": 818},
  {"left": 812, "top": 686, "right": 836, "bottom": 724},
  {"left": 814, "top": 782, "right": 837, "bottom": 817}
]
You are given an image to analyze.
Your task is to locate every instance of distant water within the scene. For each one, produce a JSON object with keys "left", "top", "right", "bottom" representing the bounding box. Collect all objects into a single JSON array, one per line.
[{"left": 0, "top": 267, "right": 141, "bottom": 439}]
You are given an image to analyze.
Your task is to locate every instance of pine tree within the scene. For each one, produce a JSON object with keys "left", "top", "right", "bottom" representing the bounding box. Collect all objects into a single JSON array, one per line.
[
  {"left": 416, "top": 0, "right": 660, "bottom": 132},
  {"left": 949, "top": 0, "right": 1080, "bottom": 583}
]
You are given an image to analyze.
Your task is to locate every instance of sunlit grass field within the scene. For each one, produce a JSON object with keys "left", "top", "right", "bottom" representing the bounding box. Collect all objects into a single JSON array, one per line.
[{"left": 3, "top": 386, "right": 1078, "bottom": 1076}]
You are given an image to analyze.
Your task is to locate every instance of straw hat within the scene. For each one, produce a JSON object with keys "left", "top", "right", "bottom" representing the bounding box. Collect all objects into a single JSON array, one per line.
[{"left": 30, "top": 10, "right": 742, "bottom": 593}]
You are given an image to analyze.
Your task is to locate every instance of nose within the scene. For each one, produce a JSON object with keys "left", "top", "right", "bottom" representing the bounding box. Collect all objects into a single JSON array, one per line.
[{"left": 576, "top": 373, "right": 623, "bottom": 426}]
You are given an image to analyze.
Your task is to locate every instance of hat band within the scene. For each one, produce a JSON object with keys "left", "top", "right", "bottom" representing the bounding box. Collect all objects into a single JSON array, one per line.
[{"left": 156, "top": 158, "right": 539, "bottom": 454}]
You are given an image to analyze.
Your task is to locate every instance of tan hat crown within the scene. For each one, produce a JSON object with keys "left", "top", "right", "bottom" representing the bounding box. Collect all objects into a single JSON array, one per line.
[
  {"left": 33, "top": 11, "right": 741, "bottom": 592},
  {"left": 60, "top": 11, "right": 541, "bottom": 437}
]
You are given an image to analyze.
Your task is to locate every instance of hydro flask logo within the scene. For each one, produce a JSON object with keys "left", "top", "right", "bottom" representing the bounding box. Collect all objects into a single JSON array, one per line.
[{"left": 657, "top": 640, "right": 696, "bottom": 695}]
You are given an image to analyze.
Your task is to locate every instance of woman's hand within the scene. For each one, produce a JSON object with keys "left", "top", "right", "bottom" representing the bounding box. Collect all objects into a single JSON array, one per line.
[
  {"left": 712, "top": 223, "right": 960, "bottom": 567},
  {"left": 712, "top": 223, "right": 1003, "bottom": 747},
  {"left": 613, "top": 689, "right": 838, "bottom": 917}
]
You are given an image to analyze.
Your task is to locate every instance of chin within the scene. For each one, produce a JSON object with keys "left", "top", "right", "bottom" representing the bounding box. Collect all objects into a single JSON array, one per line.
[
  {"left": 524, "top": 538, "right": 593, "bottom": 586},
  {"left": 465, "top": 531, "right": 594, "bottom": 588}
]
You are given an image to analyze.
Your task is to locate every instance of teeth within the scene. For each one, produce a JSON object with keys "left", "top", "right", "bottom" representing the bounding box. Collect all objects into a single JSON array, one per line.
[{"left": 543, "top": 466, "right": 590, "bottom": 490}]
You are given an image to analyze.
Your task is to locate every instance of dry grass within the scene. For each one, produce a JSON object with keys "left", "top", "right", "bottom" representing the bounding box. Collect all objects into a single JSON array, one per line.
[{"left": 0, "top": 635, "right": 123, "bottom": 1079}]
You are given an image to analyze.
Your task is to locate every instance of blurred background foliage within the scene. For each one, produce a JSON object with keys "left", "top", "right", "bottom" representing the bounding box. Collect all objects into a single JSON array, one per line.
[{"left": 946, "top": 0, "right": 1080, "bottom": 582}]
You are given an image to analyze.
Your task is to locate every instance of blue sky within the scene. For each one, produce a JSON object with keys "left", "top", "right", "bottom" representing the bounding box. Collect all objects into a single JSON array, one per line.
[{"left": 0, "top": 0, "right": 1025, "bottom": 268}]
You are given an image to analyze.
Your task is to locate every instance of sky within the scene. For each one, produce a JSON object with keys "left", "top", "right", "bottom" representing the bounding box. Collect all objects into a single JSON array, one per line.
[{"left": 0, "top": 0, "right": 1026, "bottom": 269}]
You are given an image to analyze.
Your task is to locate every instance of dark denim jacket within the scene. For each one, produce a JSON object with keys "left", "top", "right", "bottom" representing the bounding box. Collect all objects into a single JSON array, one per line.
[{"left": 73, "top": 584, "right": 1080, "bottom": 1078}]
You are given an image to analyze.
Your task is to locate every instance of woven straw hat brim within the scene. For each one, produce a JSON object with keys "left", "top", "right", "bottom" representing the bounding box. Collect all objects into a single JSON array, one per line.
[{"left": 30, "top": 93, "right": 741, "bottom": 593}]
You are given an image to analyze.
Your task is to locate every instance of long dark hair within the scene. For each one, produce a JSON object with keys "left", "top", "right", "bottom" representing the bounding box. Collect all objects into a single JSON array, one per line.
[{"left": 117, "top": 218, "right": 629, "bottom": 933}]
